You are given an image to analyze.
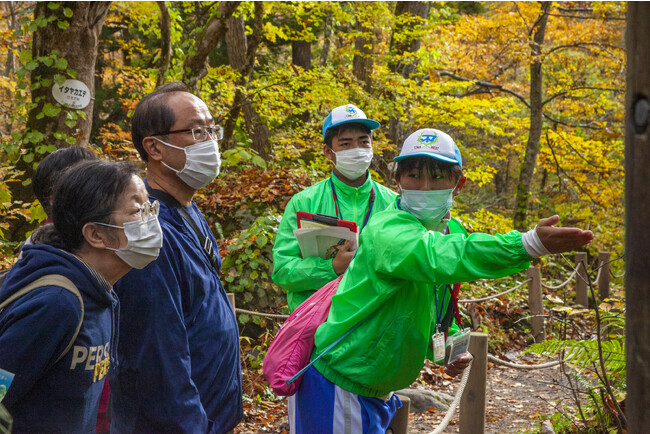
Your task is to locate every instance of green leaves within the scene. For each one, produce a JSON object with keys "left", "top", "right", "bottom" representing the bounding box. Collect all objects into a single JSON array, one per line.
[
  {"left": 19, "top": 49, "right": 32, "bottom": 65},
  {"left": 42, "top": 102, "right": 61, "bottom": 118}
]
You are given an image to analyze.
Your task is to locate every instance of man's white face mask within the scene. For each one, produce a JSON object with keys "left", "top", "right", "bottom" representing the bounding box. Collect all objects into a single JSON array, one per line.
[
  {"left": 399, "top": 180, "right": 459, "bottom": 233},
  {"left": 333, "top": 147, "right": 373, "bottom": 181},
  {"left": 155, "top": 137, "right": 221, "bottom": 190}
]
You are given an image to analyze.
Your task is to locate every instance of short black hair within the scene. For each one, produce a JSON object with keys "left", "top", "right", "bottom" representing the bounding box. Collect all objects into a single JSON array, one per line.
[
  {"left": 33, "top": 146, "right": 97, "bottom": 216},
  {"left": 324, "top": 123, "right": 372, "bottom": 148},
  {"left": 34, "top": 160, "right": 141, "bottom": 253},
  {"left": 131, "top": 81, "right": 193, "bottom": 162},
  {"left": 395, "top": 156, "right": 463, "bottom": 182}
]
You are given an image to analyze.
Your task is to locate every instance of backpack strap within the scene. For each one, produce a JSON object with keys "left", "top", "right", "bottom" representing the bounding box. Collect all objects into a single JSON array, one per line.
[
  {"left": 146, "top": 186, "right": 220, "bottom": 273},
  {"left": 0, "top": 274, "right": 84, "bottom": 364}
]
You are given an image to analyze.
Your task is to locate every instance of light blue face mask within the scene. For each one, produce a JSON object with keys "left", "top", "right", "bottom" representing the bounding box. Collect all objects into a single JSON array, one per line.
[{"left": 399, "top": 183, "right": 457, "bottom": 233}]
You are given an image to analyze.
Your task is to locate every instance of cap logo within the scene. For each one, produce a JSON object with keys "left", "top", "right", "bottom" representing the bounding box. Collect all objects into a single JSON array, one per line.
[
  {"left": 417, "top": 132, "right": 438, "bottom": 146},
  {"left": 345, "top": 105, "right": 358, "bottom": 117}
]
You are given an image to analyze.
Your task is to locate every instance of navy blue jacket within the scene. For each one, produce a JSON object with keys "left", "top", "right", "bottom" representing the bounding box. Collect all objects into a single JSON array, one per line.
[
  {"left": 0, "top": 244, "right": 119, "bottom": 433},
  {"left": 110, "top": 197, "right": 242, "bottom": 433}
]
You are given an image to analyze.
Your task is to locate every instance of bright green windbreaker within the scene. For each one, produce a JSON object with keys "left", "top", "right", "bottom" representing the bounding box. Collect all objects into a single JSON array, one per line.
[
  {"left": 312, "top": 200, "right": 532, "bottom": 398},
  {"left": 272, "top": 172, "right": 398, "bottom": 311}
]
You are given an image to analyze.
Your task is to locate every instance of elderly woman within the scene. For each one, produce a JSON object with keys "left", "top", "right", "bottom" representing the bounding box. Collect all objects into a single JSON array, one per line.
[{"left": 0, "top": 159, "right": 162, "bottom": 433}]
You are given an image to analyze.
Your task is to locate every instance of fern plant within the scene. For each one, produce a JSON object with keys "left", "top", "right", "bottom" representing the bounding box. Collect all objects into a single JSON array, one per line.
[
  {"left": 525, "top": 339, "right": 625, "bottom": 381},
  {"left": 524, "top": 306, "right": 626, "bottom": 432}
]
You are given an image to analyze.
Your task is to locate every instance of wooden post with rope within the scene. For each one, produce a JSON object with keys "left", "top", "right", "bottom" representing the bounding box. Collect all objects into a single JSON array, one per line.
[
  {"left": 527, "top": 267, "right": 545, "bottom": 343},
  {"left": 575, "top": 252, "right": 589, "bottom": 307},
  {"left": 597, "top": 251, "right": 610, "bottom": 301},
  {"left": 459, "top": 332, "right": 487, "bottom": 434}
]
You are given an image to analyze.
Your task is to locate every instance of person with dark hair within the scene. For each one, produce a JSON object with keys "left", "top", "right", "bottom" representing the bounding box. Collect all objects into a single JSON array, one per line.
[
  {"left": 109, "top": 82, "right": 242, "bottom": 433},
  {"left": 33, "top": 146, "right": 97, "bottom": 220},
  {"left": 289, "top": 129, "right": 594, "bottom": 432},
  {"left": 272, "top": 104, "right": 398, "bottom": 312},
  {"left": 0, "top": 160, "right": 163, "bottom": 433}
]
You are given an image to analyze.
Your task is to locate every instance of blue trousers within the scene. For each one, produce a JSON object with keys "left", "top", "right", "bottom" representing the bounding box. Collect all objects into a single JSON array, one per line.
[{"left": 289, "top": 366, "right": 401, "bottom": 434}]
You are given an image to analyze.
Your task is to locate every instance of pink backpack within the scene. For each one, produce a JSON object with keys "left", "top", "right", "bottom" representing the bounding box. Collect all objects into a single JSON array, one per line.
[{"left": 263, "top": 275, "right": 344, "bottom": 396}]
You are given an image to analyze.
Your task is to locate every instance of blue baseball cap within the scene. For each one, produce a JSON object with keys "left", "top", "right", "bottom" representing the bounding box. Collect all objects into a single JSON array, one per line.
[
  {"left": 394, "top": 128, "right": 462, "bottom": 169},
  {"left": 322, "top": 104, "right": 381, "bottom": 140}
]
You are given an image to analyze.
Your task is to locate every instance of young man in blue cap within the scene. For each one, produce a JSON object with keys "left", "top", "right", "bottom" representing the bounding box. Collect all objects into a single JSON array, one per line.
[
  {"left": 272, "top": 104, "right": 398, "bottom": 311},
  {"left": 289, "top": 128, "right": 594, "bottom": 433}
]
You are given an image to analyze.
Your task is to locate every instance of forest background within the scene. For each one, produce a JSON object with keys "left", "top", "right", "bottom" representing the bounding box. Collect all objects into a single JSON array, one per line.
[{"left": 0, "top": 1, "right": 628, "bottom": 429}]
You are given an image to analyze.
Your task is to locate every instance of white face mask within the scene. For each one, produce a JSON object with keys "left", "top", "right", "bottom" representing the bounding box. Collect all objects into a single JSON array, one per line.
[
  {"left": 333, "top": 147, "right": 373, "bottom": 181},
  {"left": 96, "top": 216, "right": 164, "bottom": 269},
  {"left": 399, "top": 184, "right": 456, "bottom": 233},
  {"left": 155, "top": 138, "right": 221, "bottom": 190}
]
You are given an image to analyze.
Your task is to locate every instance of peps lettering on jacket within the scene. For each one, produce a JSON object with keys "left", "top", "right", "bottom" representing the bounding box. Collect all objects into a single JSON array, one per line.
[{"left": 69, "top": 343, "right": 110, "bottom": 382}]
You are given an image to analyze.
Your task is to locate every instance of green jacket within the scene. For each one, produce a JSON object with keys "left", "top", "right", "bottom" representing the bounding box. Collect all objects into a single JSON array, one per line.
[
  {"left": 313, "top": 200, "right": 532, "bottom": 398},
  {"left": 272, "top": 172, "right": 398, "bottom": 311}
]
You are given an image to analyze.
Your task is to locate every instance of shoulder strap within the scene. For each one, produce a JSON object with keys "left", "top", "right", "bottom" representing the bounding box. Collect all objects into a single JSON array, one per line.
[
  {"left": 0, "top": 274, "right": 84, "bottom": 364},
  {"left": 147, "top": 186, "right": 220, "bottom": 272}
]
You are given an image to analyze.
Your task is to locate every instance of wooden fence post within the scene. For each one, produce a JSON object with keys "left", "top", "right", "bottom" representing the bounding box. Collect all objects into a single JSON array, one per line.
[
  {"left": 527, "top": 267, "right": 545, "bottom": 343},
  {"left": 227, "top": 293, "right": 236, "bottom": 313},
  {"left": 597, "top": 251, "right": 610, "bottom": 301},
  {"left": 575, "top": 252, "right": 589, "bottom": 307},
  {"left": 460, "top": 332, "right": 487, "bottom": 434}
]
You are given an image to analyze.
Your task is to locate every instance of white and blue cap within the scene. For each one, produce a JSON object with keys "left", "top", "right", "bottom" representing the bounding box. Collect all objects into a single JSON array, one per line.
[
  {"left": 394, "top": 128, "right": 462, "bottom": 169},
  {"left": 322, "top": 104, "right": 380, "bottom": 140}
]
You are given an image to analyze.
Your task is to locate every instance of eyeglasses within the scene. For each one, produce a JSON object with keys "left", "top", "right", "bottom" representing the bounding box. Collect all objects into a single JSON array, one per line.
[
  {"left": 138, "top": 200, "right": 160, "bottom": 222},
  {"left": 151, "top": 125, "right": 224, "bottom": 142}
]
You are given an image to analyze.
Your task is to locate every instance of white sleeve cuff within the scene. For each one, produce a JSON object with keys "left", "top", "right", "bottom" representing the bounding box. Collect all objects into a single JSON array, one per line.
[{"left": 521, "top": 226, "right": 551, "bottom": 258}]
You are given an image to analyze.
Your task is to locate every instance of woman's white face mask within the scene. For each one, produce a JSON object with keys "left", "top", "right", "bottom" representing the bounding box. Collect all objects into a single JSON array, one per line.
[
  {"left": 154, "top": 137, "right": 221, "bottom": 190},
  {"left": 95, "top": 215, "right": 164, "bottom": 269},
  {"left": 333, "top": 147, "right": 373, "bottom": 181}
]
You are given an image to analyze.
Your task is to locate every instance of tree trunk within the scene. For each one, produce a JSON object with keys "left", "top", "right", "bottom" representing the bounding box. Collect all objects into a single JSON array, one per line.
[
  {"left": 9, "top": 1, "right": 110, "bottom": 242},
  {"left": 292, "top": 40, "right": 312, "bottom": 71},
  {"left": 223, "top": 3, "right": 269, "bottom": 158},
  {"left": 156, "top": 1, "right": 171, "bottom": 86},
  {"left": 182, "top": 1, "right": 241, "bottom": 89},
  {"left": 389, "top": 1, "right": 429, "bottom": 77},
  {"left": 319, "top": 10, "right": 332, "bottom": 67},
  {"left": 626, "top": 2, "right": 650, "bottom": 431},
  {"left": 388, "top": 1, "right": 430, "bottom": 146},
  {"left": 353, "top": 20, "right": 373, "bottom": 93},
  {"left": 513, "top": 2, "right": 551, "bottom": 231},
  {"left": 4, "top": 1, "right": 17, "bottom": 76},
  {"left": 291, "top": 40, "right": 312, "bottom": 123}
]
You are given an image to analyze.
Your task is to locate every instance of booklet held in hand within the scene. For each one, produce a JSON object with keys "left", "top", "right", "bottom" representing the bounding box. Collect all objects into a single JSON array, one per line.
[{"left": 294, "top": 212, "right": 358, "bottom": 259}]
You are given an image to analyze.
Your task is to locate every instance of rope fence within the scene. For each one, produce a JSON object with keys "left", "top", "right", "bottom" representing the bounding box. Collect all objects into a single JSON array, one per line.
[
  {"left": 541, "top": 268, "right": 577, "bottom": 290},
  {"left": 234, "top": 307, "right": 289, "bottom": 320},
  {"left": 487, "top": 353, "right": 562, "bottom": 370},
  {"left": 232, "top": 251, "right": 620, "bottom": 323},
  {"left": 458, "top": 279, "right": 531, "bottom": 303}
]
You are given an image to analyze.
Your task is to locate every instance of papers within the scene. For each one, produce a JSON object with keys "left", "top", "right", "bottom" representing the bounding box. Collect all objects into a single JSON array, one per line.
[
  {"left": 294, "top": 212, "right": 358, "bottom": 259},
  {"left": 293, "top": 226, "right": 358, "bottom": 259},
  {"left": 445, "top": 328, "right": 471, "bottom": 365}
]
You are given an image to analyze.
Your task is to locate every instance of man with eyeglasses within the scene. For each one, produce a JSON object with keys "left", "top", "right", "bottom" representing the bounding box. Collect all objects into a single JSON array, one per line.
[{"left": 109, "top": 82, "right": 242, "bottom": 433}]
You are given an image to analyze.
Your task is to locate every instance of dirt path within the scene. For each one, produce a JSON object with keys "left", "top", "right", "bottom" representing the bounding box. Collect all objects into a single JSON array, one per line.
[{"left": 408, "top": 360, "right": 576, "bottom": 433}]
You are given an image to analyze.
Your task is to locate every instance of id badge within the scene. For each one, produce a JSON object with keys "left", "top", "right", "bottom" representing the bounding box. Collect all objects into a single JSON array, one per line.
[{"left": 432, "top": 331, "right": 445, "bottom": 363}]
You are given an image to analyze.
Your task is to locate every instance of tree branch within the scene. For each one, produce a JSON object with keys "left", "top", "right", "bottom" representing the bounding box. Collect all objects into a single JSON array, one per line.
[
  {"left": 545, "top": 42, "right": 624, "bottom": 56},
  {"left": 438, "top": 70, "right": 530, "bottom": 108},
  {"left": 542, "top": 86, "right": 622, "bottom": 105},
  {"left": 182, "top": 1, "right": 241, "bottom": 88}
]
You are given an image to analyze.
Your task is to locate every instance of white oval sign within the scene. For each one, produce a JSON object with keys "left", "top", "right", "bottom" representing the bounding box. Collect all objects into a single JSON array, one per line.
[{"left": 51, "top": 79, "right": 91, "bottom": 109}]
